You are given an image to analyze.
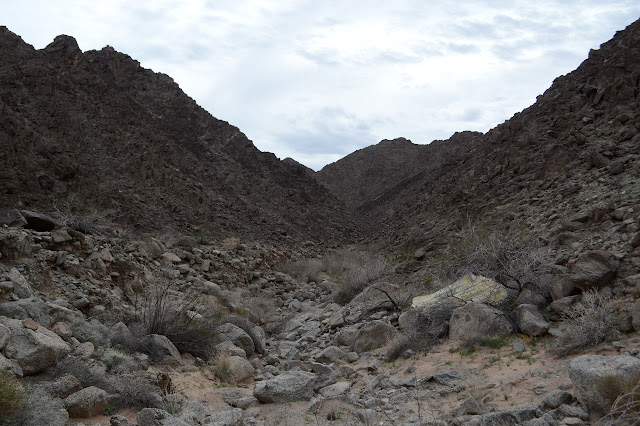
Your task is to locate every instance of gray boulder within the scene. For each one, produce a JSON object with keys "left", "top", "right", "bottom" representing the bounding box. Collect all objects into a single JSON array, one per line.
[
  {"left": 206, "top": 407, "right": 244, "bottom": 425},
  {"left": 353, "top": 320, "right": 398, "bottom": 353},
  {"left": 570, "top": 250, "right": 618, "bottom": 290},
  {"left": 64, "top": 386, "right": 108, "bottom": 418},
  {"left": 0, "top": 210, "right": 27, "bottom": 228},
  {"left": 1, "top": 316, "right": 71, "bottom": 375},
  {"left": 253, "top": 371, "right": 316, "bottom": 403},
  {"left": 218, "top": 355, "right": 254, "bottom": 384},
  {"left": 516, "top": 304, "right": 549, "bottom": 336},
  {"left": 142, "top": 334, "right": 181, "bottom": 363},
  {"left": 5, "top": 268, "right": 34, "bottom": 299},
  {"left": 217, "top": 323, "right": 255, "bottom": 356},
  {"left": 0, "top": 297, "right": 53, "bottom": 326},
  {"left": 569, "top": 355, "right": 640, "bottom": 417},
  {"left": 136, "top": 408, "right": 190, "bottom": 426},
  {"left": 316, "top": 345, "right": 346, "bottom": 363},
  {"left": 449, "top": 302, "right": 513, "bottom": 341}
]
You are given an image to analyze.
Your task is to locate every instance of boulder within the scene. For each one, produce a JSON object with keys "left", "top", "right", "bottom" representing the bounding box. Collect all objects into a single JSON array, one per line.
[
  {"left": 0, "top": 297, "right": 52, "bottom": 326},
  {"left": 206, "top": 408, "right": 244, "bottom": 426},
  {"left": 64, "top": 386, "right": 108, "bottom": 418},
  {"left": 19, "top": 210, "right": 57, "bottom": 231},
  {"left": 316, "top": 345, "right": 346, "bottom": 363},
  {"left": 253, "top": 371, "right": 316, "bottom": 403},
  {"left": 142, "top": 334, "right": 181, "bottom": 363},
  {"left": 215, "top": 340, "right": 247, "bottom": 358},
  {"left": 1, "top": 316, "right": 71, "bottom": 375},
  {"left": 570, "top": 251, "right": 618, "bottom": 290},
  {"left": 217, "top": 323, "right": 254, "bottom": 356},
  {"left": 411, "top": 274, "right": 510, "bottom": 309},
  {"left": 319, "top": 381, "right": 350, "bottom": 398},
  {"left": 136, "top": 408, "right": 190, "bottom": 426},
  {"left": 449, "top": 302, "right": 513, "bottom": 341},
  {"left": 218, "top": 355, "right": 254, "bottom": 384},
  {"left": 516, "top": 304, "right": 549, "bottom": 336},
  {"left": 5, "top": 268, "right": 34, "bottom": 299},
  {"left": 353, "top": 320, "right": 398, "bottom": 353},
  {"left": 569, "top": 355, "right": 640, "bottom": 417}
]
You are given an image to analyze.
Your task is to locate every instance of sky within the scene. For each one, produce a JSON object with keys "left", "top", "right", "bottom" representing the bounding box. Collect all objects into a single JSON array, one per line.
[{"left": 4, "top": 2, "right": 640, "bottom": 170}]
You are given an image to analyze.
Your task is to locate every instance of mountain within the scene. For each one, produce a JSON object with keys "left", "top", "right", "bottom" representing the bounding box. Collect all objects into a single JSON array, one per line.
[
  {"left": 317, "top": 19, "right": 640, "bottom": 267},
  {"left": 0, "top": 27, "right": 355, "bottom": 242}
]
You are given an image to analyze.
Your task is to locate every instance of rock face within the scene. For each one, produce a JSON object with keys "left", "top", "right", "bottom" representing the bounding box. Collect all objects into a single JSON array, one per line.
[
  {"left": 449, "top": 302, "right": 513, "bottom": 341},
  {"left": 64, "top": 386, "right": 108, "bottom": 418},
  {"left": 253, "top": 371, "right": 316, "bottom": 403},
  {"left": 0, "top": 316, "right": 71, "bottom": 375},
  {"left": 569, "top": 355, "right": 640, "bottom": 417},
  {"left": 352, "top": 320, "right": 398, "bottom": 353}
]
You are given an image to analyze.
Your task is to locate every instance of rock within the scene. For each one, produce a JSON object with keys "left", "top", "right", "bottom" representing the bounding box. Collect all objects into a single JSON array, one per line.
[
  {"left": 215, "top": 340, "right": 247, "bottom": 358},
  {"left": 453, "top": 396, "right": 488, "bottom": 416},
  {"left": 251, "top": 325, "right": 266, "bottom": 354},
  {"left": 0, "top": 352, "right": 23, "bottom": 376},
  {"left": 51, "top": 229, "right": 73, "bottom": 244},
  {"left": 19, "top": 210, "right": 57, "bottom": 231},
  {"left": 411, "top": 274, "right": 510, "bottom": 309},
  {"left": 219, "top": 356, "right": 254, "bottom": 383},
  {"left": 253, "top": 371, "right": 316, "bottom": 403},
  {"left": 5, "top": 267, "right": 34, "bottom": 299},
  {"left": 549, "top": 275, "right": 579, "bottom": 301},
  {"left": 176, "top": 400, "right": 210, "bottom": 425},
  {"left": 64, "top": 386, "right": 108, "bottom": 418},
  {"left": 110, "top": 415, "right": 137, "bottom": 426},
  {"left": 449, "top": 302, "right": 513, "bottom": 341},
  {"left": 549, "top": 295, "right": 582, "bottom": 316},
  {"left": 142, "top": 334, "right": 181, "bottom": 363},
  {"left": 569, "top": 355, "right": 640, "bottom": 417},
  {"left": 0, "top": 210, "right": 27, "bottom": 228},
  {"left": 136, "top": 408, "right": 191, "bottom": 426},
  {"left": 516, "top": 304, "right": 549, "bottom": 336},
  {"left": 570, "top": 251, "right": 618, "bottom": 290},
  {"left": 51, "top": 322, "right": 73, "bottom": 341},
  {"left": 0, "top": 316, "right": 71, "bottom": 375},
  {"left": 206, "top": 407, "right": 244, "bottom": 426},
  {"left": 44, "top": 373, "right": 82, "bottom": 398},
  {"left": 217, "top": 323, "right": 254, "bottom": 356},
  {"left": 353, "top": 320, "right": 398, "bottom": 353},
  {"left": 319, "top": 381, "right": 350, "bottom": 398},
  {"left": 540, "top": 389, "right": 574, "bottom": 410},
  {"left": 0, "top": 297, "right": 52, "bottom": 326},
  {"left": 160, "top": 252, "right": 182, "bottom": 264},
  {"left": 316, "top": 345, "right": 346, "bottom": 363}
]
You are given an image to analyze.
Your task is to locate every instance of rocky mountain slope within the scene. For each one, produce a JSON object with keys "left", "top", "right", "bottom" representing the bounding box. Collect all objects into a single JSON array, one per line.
[{"left": 0, "top": 27, "right": 355, "bottom": 243}]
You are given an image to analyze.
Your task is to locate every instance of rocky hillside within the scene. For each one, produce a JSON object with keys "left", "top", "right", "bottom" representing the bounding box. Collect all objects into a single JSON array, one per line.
[{"left": 0, "top": 27, "right": 355, "bottom": 243}]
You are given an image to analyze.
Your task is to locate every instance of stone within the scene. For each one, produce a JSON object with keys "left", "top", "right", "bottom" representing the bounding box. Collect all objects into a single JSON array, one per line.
[
  {"left": 160, "top": 252, "right": 182, "bottom": 263},
  {"left": 206, "top": 408, "right": 244, "bottom": 426},
  {"left": 45, "top": 374, "right": 82, "bottom": 398},
  {"left": 64, "top": 386, "right": 108, "bottom": 418},
  {"left": 253, "top": 371, "right": 316, "bottom": 403},
  {"left": 217, "top": 323, "right": 254, "bottom": 356},
  {"left": 569, "top": 355, "right": 640, "bottom": 417},
  {"left": 549, "top": 295, "right": 581, "bottom": 316},
  {"left": 549, "top": 274, "right": 579, "bottom": 301},
  {"left": 215, "top": 340, "right": 247, "bottom": 358},
  {"left": 51, "top": 229, "right": 73, "bottom": 244},
  {"left": 411, "top": 274, "right": 510, "bottom": 309},
  {"left": 51, "top": 322, "right": 73, "bottom": 340},
  {"left": 219, "top": 355, "right": 254, "bottom": 383},
  {"left": 449, "top": 302, "right": 513, "bottom": 341},
  {"left": 352, "top": 320, "right": 398, "bottom": 353},
  {"left": 452, "top": 396, "right": 488, "bottom": 416},
  {"left": 0, "top": 210, "right": 27, "bottom": 228},
  {"left": 316, "top": 345, "right": 346, "bottom": 363},
  {"left": 0, "top": 316, "right": 71, "bottom": 375},
  {"left": 319, "top": 381, "right": 350, "bottom": 398},
  {"left": 516, "top": 304, "right": 549, "bottom": 336},
  {"left": 142, "top": 334, "right": 181, "bottom": 363},
  {"left": 5, "top": 267, "right": 34, "bottom": 299},
  {"left": 0, "top": 297, "right": 53, "bottom": 326},
  {"left": 570, "top": 251, "right": 618, "bottom": 290},
  {"left": 176, "top": 400, "right": 209, "bottom": 425},
  {"left": 251, "top": 325, "right": 266, "bottom": 354},
  {"left": 136, "top": 408, "right": 191, "bottom": 426},
  {"left": 539, "top": 389, "right": 574, "bottom": 410}
]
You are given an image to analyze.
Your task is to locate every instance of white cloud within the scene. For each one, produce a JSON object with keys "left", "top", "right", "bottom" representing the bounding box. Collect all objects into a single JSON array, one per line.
[{"left": 4, "top": 1, "right": 640, "bottom": 170}]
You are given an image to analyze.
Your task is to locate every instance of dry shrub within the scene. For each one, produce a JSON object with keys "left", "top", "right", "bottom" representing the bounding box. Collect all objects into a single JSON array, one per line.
[
  {"left": 211, "top": 353, "right": 234, "bottom": 383},
  {"left": 0, "top": 371, "right": 25, "bottom": 422},
  {"left": 428, "top": 220, "right": 550, "bottom": 292},
  {"left": 601, "top": 376, "right": 640, "bottom": 425},
  {"left": 3, "top": 386, "right": 65, "bottom": 426},
  {"left": 554, "top": 290, "right": 621, "bottom": 356},
  {"left": 326, "top": 249, "right": 390, "bottom": 305},
  {"left": 111, "top": 373, "right": 162, "bottom": 409},
  {"left": 386, "top": 306, "right": 452, "bottom": 361},
  {"left": 283, "top": 258, "right": 326, "bottom": 283}
]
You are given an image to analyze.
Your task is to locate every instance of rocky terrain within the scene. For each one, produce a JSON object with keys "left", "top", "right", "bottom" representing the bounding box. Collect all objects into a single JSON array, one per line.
[{"left": 1, "top": 17, "right": 640, "bottom": 426}]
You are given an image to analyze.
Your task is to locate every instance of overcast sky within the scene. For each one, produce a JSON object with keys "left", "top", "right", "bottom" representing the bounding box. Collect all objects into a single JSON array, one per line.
[{"left": 4, "top": 2, "right": 640, "bottom": 170}]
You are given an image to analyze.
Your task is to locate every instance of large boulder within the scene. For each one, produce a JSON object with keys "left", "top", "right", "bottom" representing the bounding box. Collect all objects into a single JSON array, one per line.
[
  {"left": 411, "top": 274, "right": 510, "bottom": 309},
  {"left": 515, "top": 304, "right": 549, "bottom": 336},
  {"left": 218, "top": 356, "right": 254, "bottom": 384},
  {"left": 353, "top": 320, "right": 398, "bottom": 353},
  {"left": 570, "top": 251, "right": 618, "bottom": 290},
  {"left": 0, "top": 317, "right": 71, "bottom": 375},
  {"left": 449, "top": 302, "right": 513, "bottom": 341},
  {"left": 0, "top": 210, "right": 27, "bottom": 228},
  {"left": 142, "top": 334, "right": 181, "bottom": 363},
  {"left": 217, "top": 323, "right": 255, "bottom": 356},
  {"left": 253, "top": 371, "right": 316, "bottom": 403},
  {"left": 569, "top": 355, "right": 640, "bottom": 417},
  {"left": 64, "top": 386, "right": 107, "bottom": 418}
]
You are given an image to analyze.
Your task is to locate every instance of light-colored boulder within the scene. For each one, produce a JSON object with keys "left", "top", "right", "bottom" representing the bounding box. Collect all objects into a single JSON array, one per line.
[
  {"left": 449, "top": 302, "right": 513, "bottom": 341},
  {"left": 64, "top": 386, "right": 108, "bottom": 418},
  {"left": 217, "top": 323, "right": 254, "bottom": 356},
  {"left": 1, "top": 316, "right": 71, "bottom": 375},
  {"left": 6, "top": 267, "right": 34, "bottom": 299},
  {"left": 569, "top": 355, "right": 640, "bottom": 417},
  {"left": 142, "top": 334, "right": 181, "bottom": 363},
  {"left": 215, "top": 340, "right": 247, "bottom": 358},
  {"left": 218, "top": 355, "right": 254, "bottom": 384},
  {"left": 516, "top": 304, "right": 549, "bottom": 336},
  {"left": 253, "top": 371, "right": 316, "bottom": 403},
  {"left": 353, "top": 320, "right": 398, "bottom": 353},
  {"left": 0, "top": 297, "right": 53, "bottom": 326},
  {"left": 136, "top": 408, "right": 191, "bottom": 426},
  {"left": 411, "top": 274, "right": 509, "bottom": 309},
  {"left": 570, "top": 250, "right": 618, "bottom": 290},
  {"left": 316, "top": 345, "right": 346, "bottom": 363},
  {"left": 319, "top": 381, "right": 350, "bottom": 398}
]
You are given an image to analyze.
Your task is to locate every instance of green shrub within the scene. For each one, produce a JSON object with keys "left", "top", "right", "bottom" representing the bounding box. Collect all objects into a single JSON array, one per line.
[{"left": 0, "top": 371, "right": 25, "bottom": 421}]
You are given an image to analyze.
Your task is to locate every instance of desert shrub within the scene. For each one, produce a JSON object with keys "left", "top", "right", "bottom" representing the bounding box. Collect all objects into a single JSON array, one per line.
[
  {"left": 68, "top": 318, "right": 112, "bottom": 347},
  {"left": 211, "top": 353, "right": 237, "bottom": 383},
  {"left": 52, "top": 197, "right": 116, "bottom": 235},
  {"left": 554, "top": 290, "right": 621, "bottom": 356},
  {"left": 0, "top": 371, "right": 25, "bottom": 422},
  {"left": 102, "top": 348, "right": 139, "bottom": 374},
  {"left": 385, "top": 306, "right": 452, "bottom": 361},
  {"left": 324, "top": 249, "right": 390, "bottom": 305},
  {"left": 428, "top": 220, "right": 550, "bottom": 292},
  {"left": 53, "top": 355, "right": 112, "bottom": 390},
  {"left": 601, "top": 375, "right": 640, "bottom": 425},
  {"left": 283, "top": 258, "right": 326, "bottom": 283},
  {"left": 3, "top": 386, "right": 65, "bottom": 426},
  {"left": 111, "top": 373, "right": 162, "bottom": 409}
]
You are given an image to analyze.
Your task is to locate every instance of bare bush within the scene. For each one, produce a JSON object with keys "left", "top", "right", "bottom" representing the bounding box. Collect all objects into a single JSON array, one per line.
[
  {"left": 428, "top": 220, "right": 550, "bottom": 292},
  {"left": 52, "top": 196, "right": 117, "bottom": 235},
  {"left": 386, "top": 306, "right": 452, "bottom": 361},
  {"left": 554, "top": 290, "right": 621, "bottom": 356},
  {"left": 601, "top": 376, "right": 640, "bottom": 425},
  {"left": 324, "top": 249, "right": 390, "bottom": 305},
  {"left": 0, "top": 371, "right": 25, "bottom": 422},
  {"left": 111, "top": 373, "right": 163, "bottom": 409}
]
